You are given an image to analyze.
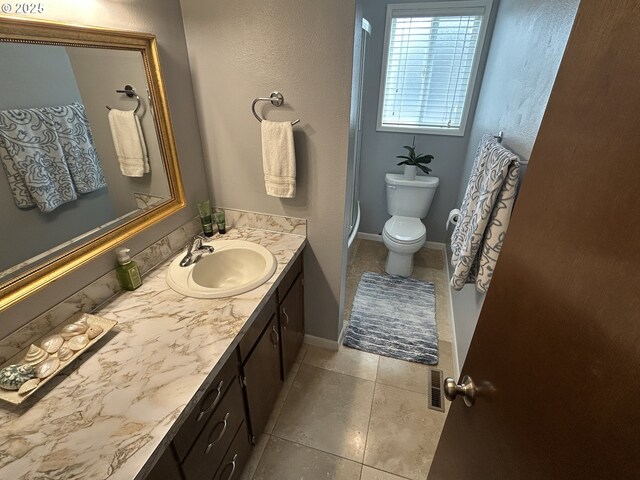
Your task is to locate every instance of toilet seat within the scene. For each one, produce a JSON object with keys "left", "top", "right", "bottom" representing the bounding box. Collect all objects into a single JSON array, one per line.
[{"left": 383, "top": 216, "right": 426, "bottom": 244}]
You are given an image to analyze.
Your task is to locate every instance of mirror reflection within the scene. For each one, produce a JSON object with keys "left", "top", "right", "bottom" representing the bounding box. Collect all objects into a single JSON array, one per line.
[{"left": 0, "top": 42, "right": 171, "bottom": 282}]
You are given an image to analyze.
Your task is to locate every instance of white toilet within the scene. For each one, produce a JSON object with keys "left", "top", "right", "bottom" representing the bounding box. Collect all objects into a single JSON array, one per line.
[{"left": 383, "top": 173, "right": 439, "bottom": 276}]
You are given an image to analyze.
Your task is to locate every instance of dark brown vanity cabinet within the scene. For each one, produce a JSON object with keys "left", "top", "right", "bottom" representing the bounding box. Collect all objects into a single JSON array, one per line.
[
  {"left": 145, "top": 252, "right": 305, "bottom": 480},
  {"left": 240, "top": 253, "right": 305, "bottom": 441}
]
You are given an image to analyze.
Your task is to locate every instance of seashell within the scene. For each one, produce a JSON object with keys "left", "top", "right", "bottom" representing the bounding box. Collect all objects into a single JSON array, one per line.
[
  {"left": 23, "top": 344, "right": 49, "bottom": 366},
  {"left": 60, "top": 323, "right": 88, "bottom": 339},
  {"left": 57, "top": 344, "right": 74, "bottom": 362},
  {"left": 86, "top": 325, "right": 103, "bottom": 340},
  {"left": 17, "top": 378, "right": 40, "bottom": 395},
  {"left": 67, "top": 334, "right": 89, "bottom": 351},
  {"left": 0, "top": 364, "right": 35, "bottom": 391},
  {"left": 41, "top": 334, "right": 64, "bottom": 354},
  {"left": 73, "top": 317, "right": 89, "bottom": 327},
  {"left": 35, "top": 358, "right": 60, "bottom": 379}
]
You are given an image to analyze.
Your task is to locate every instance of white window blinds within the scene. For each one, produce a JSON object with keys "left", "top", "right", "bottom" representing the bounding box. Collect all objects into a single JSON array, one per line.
[{"left": 379, "top": 4, "right": 487, "bottom": 135}]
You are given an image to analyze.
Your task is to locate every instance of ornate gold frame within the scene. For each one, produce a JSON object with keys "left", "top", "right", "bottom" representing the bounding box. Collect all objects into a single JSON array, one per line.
[{"left": 0, "top": 16, "right": 186, "bottom": 313}]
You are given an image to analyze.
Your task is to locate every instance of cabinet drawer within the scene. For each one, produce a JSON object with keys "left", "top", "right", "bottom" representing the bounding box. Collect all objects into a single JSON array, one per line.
[
  {"left": 237, "top": 293, "right": 277, "bottom": 362},
  {"left": 277, "top": 253, "right": 302, "bottom": 303},
  {"left": 174, "top": 352, "right": 239, "bottom": 462},
  {"left": 212, "top": 422, "right": 252, "bottom": 480},
  {"left": 182, "top": 380, "right": 245, "bottom": 480}
]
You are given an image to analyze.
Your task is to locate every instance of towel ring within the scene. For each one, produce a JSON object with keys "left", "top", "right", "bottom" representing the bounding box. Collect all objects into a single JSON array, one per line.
[
  {"left": 251, "top": 92, "right": 300, "bottom": 126},
  {"left": 106, "top": 84, "right": 141, "bottom": 115}
]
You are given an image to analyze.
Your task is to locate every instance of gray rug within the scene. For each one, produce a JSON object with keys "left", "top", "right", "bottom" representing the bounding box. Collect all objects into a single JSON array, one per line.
[{"left": 343, "top": 272, "right": 438, "bottom": 365}]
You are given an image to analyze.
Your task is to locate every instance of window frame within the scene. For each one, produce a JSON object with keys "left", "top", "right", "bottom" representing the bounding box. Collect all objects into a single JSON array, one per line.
[{"left": 376, "top": 0, "right": 494, "bottom": 137}]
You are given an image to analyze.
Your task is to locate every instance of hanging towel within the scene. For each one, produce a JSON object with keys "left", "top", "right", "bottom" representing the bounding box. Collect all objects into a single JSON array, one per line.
[
  {"left": 44, "top": 103, "right": 106, "bottom": 193},
  {"left": 0, "top": 108, "right": 77, "bottom": 212},
  {"left": 107, "top": 108, "right": 149, "bottom": 177},
  {"left": 261, "top": 120, "right": 296, "bottom": 198},
  {"left": 450, "top": 134, "right": 520, "bottom": 293}
]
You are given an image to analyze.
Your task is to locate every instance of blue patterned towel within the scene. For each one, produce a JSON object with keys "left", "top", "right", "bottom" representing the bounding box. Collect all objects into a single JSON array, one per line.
[
  {"left": 0, "top": 103, "right": 106, "bottom": 212},
  {"left": 0, "top": 107, "right": 77, "bottom": 212},
  {"left": 45, "top": 103, "right": 106, "bottom": 194}
]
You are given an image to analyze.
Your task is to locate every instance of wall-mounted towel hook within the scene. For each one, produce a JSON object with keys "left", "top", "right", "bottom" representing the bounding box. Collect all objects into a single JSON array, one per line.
[
  {"left": 106, "top": 84, "right": 141, "bottom": 115},
  {"left": 494, "top": 131, "right": 504, "bottom": 143},
  {"left": 251, "top": 91, "right": 300, "bottom": 126}
]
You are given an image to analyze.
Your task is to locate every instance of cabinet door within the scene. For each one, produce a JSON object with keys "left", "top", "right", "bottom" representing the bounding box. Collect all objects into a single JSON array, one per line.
[
  {"left": 242, "top": 314, "right": 282, "bottom": 439},
  {"left": 279, "top": 273, "right": 304, "bottom": 379}
]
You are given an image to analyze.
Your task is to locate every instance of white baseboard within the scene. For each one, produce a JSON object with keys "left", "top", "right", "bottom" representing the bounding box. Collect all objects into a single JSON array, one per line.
[
  {"left": 356, "top": 232, "right": 383, "bottom": 242},
  {"left": 304, "top": 334, "right": 339, "bottom": 351},
  {"left": 357, "top": 232, "right": 446, "bottom": 251},
  {"left": 425, "top": 241, "right": 446, "bottom": 251}
]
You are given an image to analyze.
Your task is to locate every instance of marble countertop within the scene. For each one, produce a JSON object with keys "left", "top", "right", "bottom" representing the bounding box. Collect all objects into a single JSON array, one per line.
[{"left": 0, "top": 227, "right": 306, "bottom": 480}]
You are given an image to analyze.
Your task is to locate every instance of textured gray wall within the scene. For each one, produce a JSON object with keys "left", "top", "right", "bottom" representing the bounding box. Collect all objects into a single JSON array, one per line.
[
  {"left": 180, "top": 0, "right": 357, "bottom": 342},
  {"left": 452, "top": 0, "right": 580, "bottom": 368},
  {"left": 0, "top": 1, "right": 209, "bottom": 340},
  {"left": 358, "top": 0, "right": 497, "bottom": 243}
]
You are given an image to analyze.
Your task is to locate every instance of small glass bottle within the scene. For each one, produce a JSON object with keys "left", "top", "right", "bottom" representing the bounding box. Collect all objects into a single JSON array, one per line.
[
  {"left": 197, "top": 200, "right": 214, "bottom": 237},
  {"left": 116, "top": 247, "right": 142, "bottom": 291}
]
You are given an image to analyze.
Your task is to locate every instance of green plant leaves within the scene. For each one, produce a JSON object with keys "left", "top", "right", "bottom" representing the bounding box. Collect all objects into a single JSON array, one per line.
[{"left": 396, "top": 144, "right": 434, "bottom": 174}]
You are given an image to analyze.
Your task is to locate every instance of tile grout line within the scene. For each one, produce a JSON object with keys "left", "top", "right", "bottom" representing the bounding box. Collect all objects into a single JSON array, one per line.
[
  {"left": 361, "top": 379, "right": 378, "bottom": 469},
  {"left": 268, "top": 431, "right": 365, "bottom": 466}
]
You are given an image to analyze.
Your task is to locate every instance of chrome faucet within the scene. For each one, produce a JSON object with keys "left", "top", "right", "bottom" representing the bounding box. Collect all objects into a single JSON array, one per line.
[{"left": 179, "top": 234, "right": 215, "bottom": 267}]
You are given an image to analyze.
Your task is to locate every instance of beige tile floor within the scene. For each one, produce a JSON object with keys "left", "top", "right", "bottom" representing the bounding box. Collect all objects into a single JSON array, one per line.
[{"left": 241, "top": 240, "right": 455, "bottom": 480}]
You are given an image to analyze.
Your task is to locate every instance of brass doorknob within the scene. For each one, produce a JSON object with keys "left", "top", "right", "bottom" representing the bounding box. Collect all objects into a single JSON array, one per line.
[{"left": 444, "top": 375, "right": 476, "bottom": 407}]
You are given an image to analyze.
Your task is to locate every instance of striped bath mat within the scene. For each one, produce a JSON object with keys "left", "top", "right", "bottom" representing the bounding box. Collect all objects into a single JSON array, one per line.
[{"left": 343, "top": 272, "right": 438, "bottom": 364}]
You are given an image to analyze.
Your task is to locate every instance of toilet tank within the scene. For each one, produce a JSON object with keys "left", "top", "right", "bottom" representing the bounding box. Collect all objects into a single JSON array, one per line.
[{"left": 385, "top": 173, "right": 440, "bottom": 218}]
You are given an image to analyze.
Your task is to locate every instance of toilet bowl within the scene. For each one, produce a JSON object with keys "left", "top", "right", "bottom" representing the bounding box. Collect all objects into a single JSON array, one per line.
[{"left": 383, "top": 173, "right": 439, "bottom": 276}]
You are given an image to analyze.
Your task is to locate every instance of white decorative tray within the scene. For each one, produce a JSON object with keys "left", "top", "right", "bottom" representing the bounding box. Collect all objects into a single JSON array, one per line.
[{"left": 0, "top": 313, "right": 117, "bottom": 405}]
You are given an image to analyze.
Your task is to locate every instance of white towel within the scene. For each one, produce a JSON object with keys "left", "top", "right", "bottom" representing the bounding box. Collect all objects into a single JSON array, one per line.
[
  {"left": 450, "top": 134, "right": 520, "bottom": 293},
  {"left": 261, "top": 120, "right": 296, "bottom": 198},
  {"left": 107, "top": 109, "right": 149, "bottom": 177}
]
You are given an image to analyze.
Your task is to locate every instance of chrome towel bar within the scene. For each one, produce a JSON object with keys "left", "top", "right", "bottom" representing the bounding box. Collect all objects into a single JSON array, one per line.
[
  {"left": 251, "top": 91, "right": 300, "bottom": 126},
  {"left": 106, "top": 84, "right": 141, "bottom": 115}
]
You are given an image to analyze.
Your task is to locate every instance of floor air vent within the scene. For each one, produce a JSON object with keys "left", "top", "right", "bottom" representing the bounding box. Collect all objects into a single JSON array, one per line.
[{"left": 428, "top": 368, "right": 445, "bottom": 412}]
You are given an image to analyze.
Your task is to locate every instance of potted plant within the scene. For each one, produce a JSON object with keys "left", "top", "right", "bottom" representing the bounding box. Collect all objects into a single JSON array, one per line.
[{"left": 396, "top": 137, "right": 434, "bottom": 180}]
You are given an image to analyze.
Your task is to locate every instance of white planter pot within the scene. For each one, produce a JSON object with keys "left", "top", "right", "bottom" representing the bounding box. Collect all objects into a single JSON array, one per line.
[{"left": 403, "top": 165, "right": 418, "bottom": 180}]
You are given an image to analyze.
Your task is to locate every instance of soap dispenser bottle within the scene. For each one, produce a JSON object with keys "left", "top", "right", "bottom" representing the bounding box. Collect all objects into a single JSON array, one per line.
[{"left": 116, "top": 248, "right": 142, "bottom": 291}]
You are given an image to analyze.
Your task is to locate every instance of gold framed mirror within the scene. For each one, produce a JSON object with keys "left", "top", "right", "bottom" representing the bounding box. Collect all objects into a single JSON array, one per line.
[{"left": 0, "top": 16, "right": 186, "bottom": 312}]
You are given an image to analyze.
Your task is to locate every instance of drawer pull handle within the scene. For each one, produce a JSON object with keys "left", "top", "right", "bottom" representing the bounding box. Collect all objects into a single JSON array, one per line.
[
  {"left": 197, "top": 380, "right": 224, "bottom": 422},
  {"left": 219, "top": 453, "right": 238, "bottom": 480},
  {"left": 205, "top": 412, "right": 230, "bottom": 454},
  {"left": 281, "top": 307, "right": 289, "bottom": 329},
  {"left": 270, "top": 325, "right": 279, "bottom": 349}
]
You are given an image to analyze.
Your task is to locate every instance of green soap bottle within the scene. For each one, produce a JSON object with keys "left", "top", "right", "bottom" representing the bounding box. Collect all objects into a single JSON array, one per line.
[{"left": 116, "top": 248, "right": 142, "bottom": 291}]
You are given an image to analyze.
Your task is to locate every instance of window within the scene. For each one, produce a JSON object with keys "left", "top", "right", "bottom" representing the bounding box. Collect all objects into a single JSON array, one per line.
[{"left": 377, "top": 1, "right": 493, "bottom": 136}]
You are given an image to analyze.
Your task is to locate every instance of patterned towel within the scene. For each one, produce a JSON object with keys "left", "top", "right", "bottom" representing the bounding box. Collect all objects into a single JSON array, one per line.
[
  {"left": 450, "top": 134, "right": 520, "bottom": 293},
  {"left": 44, "top": 103, "right": 106, "bottom": 194},
  {"left": 0, "top": 108, "right": 77, "bottom": 212},
  {"left": 0, "top": 103, "right": 106, "bottom": 212}
]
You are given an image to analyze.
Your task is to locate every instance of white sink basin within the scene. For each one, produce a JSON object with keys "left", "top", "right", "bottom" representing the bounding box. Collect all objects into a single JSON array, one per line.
[{"left": 166, "top": 239, "right": 277, "bottom": 298}]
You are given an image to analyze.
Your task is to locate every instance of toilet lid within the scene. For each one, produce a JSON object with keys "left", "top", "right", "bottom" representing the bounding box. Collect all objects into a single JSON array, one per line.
[{"left": 384, "top": 216, "right": 426, "bottom": 243}]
